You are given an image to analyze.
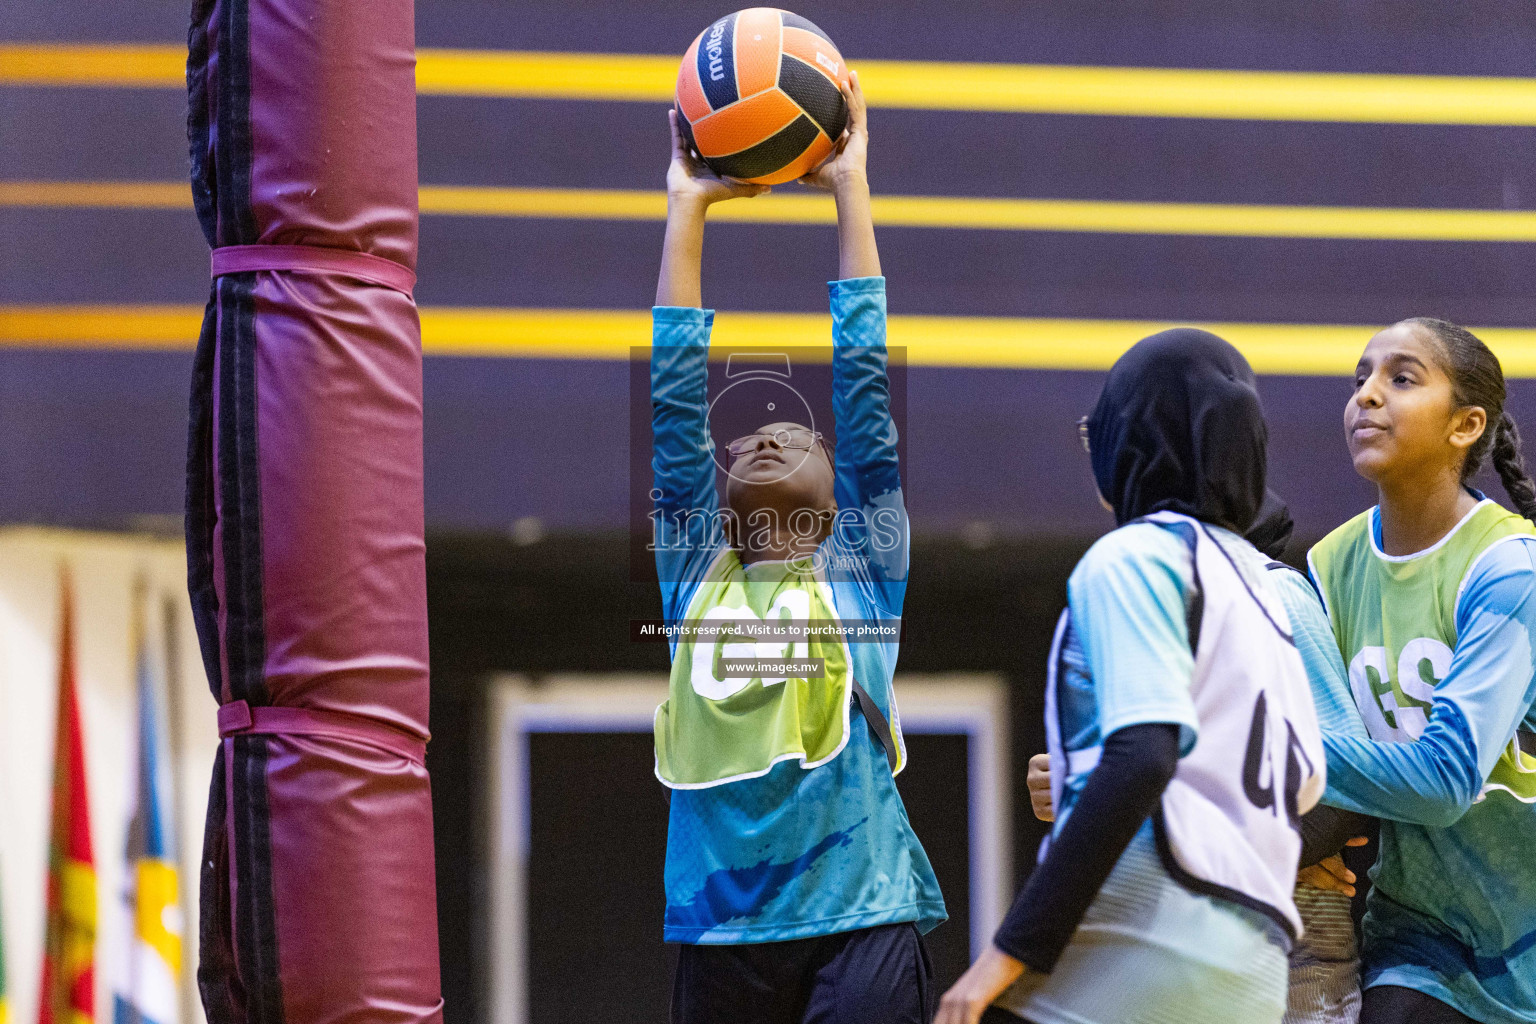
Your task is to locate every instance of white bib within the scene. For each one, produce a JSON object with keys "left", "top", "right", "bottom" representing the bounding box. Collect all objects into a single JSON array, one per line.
[{"left": 1045, "top": 512, "right": 1326, "bottom": 939}]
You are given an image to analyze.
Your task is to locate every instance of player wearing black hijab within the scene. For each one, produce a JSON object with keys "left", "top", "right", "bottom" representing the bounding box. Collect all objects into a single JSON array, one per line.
[{"left": 940, "top": 329, "right": 1328, "bottom": 1024}]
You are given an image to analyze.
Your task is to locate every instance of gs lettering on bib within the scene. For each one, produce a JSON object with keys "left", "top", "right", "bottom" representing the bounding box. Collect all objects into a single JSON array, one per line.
[
  {"left": 654, "top": 549, "right": 857, "bottom": 789},
  {"left": 1311, "top": 500, "right": 1536, "bottom": 803},
  {"left": 1347, "top": 639, "right": 1449, "bottom": 742}
]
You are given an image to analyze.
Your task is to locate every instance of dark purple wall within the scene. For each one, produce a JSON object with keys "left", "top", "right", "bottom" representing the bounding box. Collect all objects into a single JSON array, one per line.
[{"left": 5, "top": 1, "right": 1536, "bottom": 537}]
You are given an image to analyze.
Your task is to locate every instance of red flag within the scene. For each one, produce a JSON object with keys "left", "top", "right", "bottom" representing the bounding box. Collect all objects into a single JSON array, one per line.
[{"left": 39, "top": 573, "right": 95, "bottom": 1024}]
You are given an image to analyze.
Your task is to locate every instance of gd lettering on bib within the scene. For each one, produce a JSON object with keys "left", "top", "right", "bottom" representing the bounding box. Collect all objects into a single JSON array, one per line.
[{"left": 654, "top": 550, "right": 854, "bottom": 789}]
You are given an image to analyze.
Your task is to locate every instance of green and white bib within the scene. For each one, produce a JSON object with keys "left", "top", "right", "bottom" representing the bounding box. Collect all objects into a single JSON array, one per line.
[
  {"left": 654, "top": 551, "right": 860, "bottom": 789},
  {"left": 1309, "top": 499, "right": 1536, "bottom": 802}
]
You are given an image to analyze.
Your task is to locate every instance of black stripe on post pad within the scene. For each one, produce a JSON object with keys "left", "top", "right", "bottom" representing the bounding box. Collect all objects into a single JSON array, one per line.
[
  {"left": 780, "top": 11, "right": 836, "bottom": 45},
  {"left": 215, "top": 273, "right": 267, "bottom": 707},
  {"left": 232, "top": 735, "right": 287, "bottom": 1024},
  {"left": 185, "top": 300, "right": 224, "bottom": 698},
  {"left": 696, "top": 12, "right": 739, "bottom": 110},
  {"left": 705, "top": 114, "right": 821, "bottom": 181},
  {"left": 779, "top": 54, "right": 847, "bottom": 141},
  {"left": 215, "top": 0, "right": 257, "bottom": 245}
]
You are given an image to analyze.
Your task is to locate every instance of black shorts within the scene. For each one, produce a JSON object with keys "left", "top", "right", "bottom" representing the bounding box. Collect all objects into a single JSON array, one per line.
[
  {"left": 670, "top": 922, "right": 934, "bottom": 1024},
  {"left": 1360, "top": 985, "right": 1477, "bottom": 1024}
]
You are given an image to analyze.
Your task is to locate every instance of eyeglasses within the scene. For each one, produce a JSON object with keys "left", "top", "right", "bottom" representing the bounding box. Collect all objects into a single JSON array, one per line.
[
  {"left": 725, "top": 428, "right": 828, "bottom": 464},
  {"left": 1076, "top": 416, "right": 1091, "bottom": 454}
]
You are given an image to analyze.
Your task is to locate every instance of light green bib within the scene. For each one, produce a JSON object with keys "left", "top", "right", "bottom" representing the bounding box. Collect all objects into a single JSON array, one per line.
[
  {"left": 654, "top": 551, "right": 855, "bottom": 789},
  {"left": 1309, "top": 499, "right": 1536, "bottom": 801}
]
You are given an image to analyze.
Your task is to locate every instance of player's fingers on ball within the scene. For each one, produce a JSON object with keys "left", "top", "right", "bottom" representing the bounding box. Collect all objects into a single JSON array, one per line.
[
  {"left": 835, "top": 77, "right": 856, "bottom": 120},
  {"left": 848, "top": 69, "right": 868, "bottom": 122}
]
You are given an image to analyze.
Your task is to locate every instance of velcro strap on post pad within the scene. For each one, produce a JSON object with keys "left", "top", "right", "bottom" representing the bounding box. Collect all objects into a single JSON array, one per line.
[
  {"left": 211, "top": 244, "right": 416, "bottom": 295},
  {"left": 217, "top": 699, "right": 428, "bottom": 765}
]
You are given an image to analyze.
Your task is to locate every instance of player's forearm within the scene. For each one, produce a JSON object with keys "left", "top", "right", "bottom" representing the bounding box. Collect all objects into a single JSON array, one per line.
[
  {"left": 1321, "top": 705, "right": 1482, "bottom": 826},
  {"left": 993, "top": 722, "right": 1180, "bottom": 972},
  {"left": 833, "top": 172, "right": 880, "bottom": 280},
  {"left": 829, "top": 279, "right": 900, "bottom": 505},
  {"left": 651, "top": 316, "right": 724, "bottom": 585},
  {"left": 651, "top": 316, "right": 716, "bottom": 509},
  {"left": 656, "top": 198, "right": 709, "bottom": 308}
]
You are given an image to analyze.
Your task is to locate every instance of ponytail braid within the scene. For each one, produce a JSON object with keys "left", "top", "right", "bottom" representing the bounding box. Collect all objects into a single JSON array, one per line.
[
  {"left": 1402, "top": 316, "right": 1536, "bottom": 522},
  {"left": 1491, "top": 413, "right": 1536, "bottom": 521}
]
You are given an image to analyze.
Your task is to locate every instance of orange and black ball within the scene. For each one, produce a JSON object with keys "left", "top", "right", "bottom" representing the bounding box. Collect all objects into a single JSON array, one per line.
[{"left": 675, "top": 9, "right": 851, "bottom": 185}]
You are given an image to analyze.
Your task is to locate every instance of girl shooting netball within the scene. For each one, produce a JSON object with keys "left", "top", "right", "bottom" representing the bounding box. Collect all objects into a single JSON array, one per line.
[{"left": 649, "top": 61, "right": 945, "bottom": 1024}]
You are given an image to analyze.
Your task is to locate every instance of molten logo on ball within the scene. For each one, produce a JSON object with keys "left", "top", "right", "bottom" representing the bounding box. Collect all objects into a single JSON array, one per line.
[{"left": 705, "top": 19, "right": 729, "bottom": 81}]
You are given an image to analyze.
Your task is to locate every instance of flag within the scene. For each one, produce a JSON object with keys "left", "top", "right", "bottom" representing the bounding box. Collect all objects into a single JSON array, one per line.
[
  {"left": 39, "top": 574, "right": 95, "bottom": 1024},
  {"left": 111, "top": 583, "right": 181, "bottom": 1024}
]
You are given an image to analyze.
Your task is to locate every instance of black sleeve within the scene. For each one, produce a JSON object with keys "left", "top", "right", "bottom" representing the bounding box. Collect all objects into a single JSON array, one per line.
[
  {"left": 1298, "top": 803, "right": 1376, "bottom": 869},
  {"left": 993, "top": 722, "right": 1180, "bottom": 972}
]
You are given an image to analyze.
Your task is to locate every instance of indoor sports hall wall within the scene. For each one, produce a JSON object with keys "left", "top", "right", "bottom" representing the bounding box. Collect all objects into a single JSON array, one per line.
[{"left": 7, "top": 1, "right": 1536, "bottom": 540}]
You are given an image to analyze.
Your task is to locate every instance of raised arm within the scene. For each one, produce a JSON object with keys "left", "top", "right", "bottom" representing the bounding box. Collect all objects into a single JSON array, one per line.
[
  {"left": 652, "top": 112, "right": 766, "bottom": 614},
  {"left": 802, "top": 70, "right": 879, "bottom": 280},
  {"left": 800, "top": 72, "right": 905, "bottom": 589},
  {"left": 656, "top": 109, "right": 767, "bottom": 308},
  {"left": 1321, "top": 538, "right": 1536, "bottom": 826}
]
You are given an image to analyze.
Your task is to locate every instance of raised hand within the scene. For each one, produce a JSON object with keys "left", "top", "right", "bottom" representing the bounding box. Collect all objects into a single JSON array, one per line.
[
  {"left": 667, "top": 108, "right": 769, "bottom": 208},
  {"left": 656, "top": 109, "right": 768, "bottom": 307},
  {"left": 799, "top": 68, "right": 869, "bottom": 193}
]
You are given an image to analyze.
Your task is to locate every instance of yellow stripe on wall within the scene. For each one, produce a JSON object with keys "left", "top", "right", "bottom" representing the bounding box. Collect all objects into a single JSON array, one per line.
[
  {"left": 8, "top": 304, "right": 1536, "bottom": 376},
  {"left": 425, "top": 187, "right": 1536, "bottom": 242},
  {"left": 0, "top": 44, "right": 183, "bottom": 88},
  {"left": 10, "top": 180, "right": 1536, "bottom": 244},
  {"left": 0, "top": 305, "right": 201, "bottom": 350},
  {"left": 6, "top": 43, "right": 1536, "bottom": 126},
  {"left": 0, "top": 181, "right": 189, "bottom": 209}
]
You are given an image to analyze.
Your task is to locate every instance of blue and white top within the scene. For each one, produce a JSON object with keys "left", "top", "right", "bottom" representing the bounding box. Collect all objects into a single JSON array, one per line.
[
  {"left": 1000, "top": 519, "right": 1310, "bottom": 1024},
  {"left": 650, "top": 277, "right": 945, "bottom": 943},
  {"left": 1315, "top": 505, "right": 1536, "bottom": 1023}
]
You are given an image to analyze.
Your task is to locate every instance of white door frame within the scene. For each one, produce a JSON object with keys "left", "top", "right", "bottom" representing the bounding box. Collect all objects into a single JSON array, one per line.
[{"left": 485, "top": 673, "right": 1011, "bottom": 1024}]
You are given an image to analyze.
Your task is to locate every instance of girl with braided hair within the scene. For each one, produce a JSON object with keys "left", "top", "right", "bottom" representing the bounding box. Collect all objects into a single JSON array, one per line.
[{"left": 1309, "top": 317, "right": 1536, "bottom": 1024}]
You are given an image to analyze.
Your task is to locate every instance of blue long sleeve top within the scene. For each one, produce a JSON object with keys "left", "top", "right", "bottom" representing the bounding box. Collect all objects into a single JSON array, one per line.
[
  {"left": 1320, "top": 536, "right": 1536, "bottom": 826},
  {"left": 650, "top": 277, "right": 945, "bottom": 943}
]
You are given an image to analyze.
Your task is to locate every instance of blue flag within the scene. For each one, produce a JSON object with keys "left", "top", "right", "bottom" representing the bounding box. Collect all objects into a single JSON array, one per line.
[{"left": 111, "top": 594, "right": 181, "bottom": 1024}]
